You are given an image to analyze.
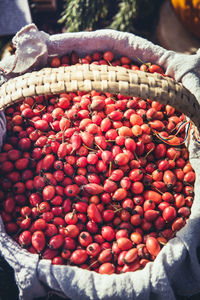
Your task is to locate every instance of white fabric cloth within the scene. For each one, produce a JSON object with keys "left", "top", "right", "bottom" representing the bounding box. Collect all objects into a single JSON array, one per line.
[{"left": 0, "top": 24, "right": 200, "bottom": 300}]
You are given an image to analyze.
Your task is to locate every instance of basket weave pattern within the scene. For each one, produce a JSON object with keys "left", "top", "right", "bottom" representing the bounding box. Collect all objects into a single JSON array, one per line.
[{"left": 0, "top": 64, "right": 200, "bottom": 128}]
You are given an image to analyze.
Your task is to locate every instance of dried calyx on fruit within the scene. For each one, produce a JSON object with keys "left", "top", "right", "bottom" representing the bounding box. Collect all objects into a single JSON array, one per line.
[{"left": 0, "top": 50, "right": 195, "bottom": 275}]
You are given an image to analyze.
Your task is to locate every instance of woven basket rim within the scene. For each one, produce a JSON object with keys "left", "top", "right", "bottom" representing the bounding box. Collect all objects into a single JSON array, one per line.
[{"left": 0, "top": 64, "right": 199, "bottom": 129}]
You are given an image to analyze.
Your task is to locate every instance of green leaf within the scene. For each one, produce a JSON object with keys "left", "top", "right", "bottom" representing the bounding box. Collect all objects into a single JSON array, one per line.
[{"left": 58, "top": 0, "right": 164, "bottom": 39}]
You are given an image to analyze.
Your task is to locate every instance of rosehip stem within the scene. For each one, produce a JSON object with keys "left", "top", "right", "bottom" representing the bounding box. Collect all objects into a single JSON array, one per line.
[
  {"left": 151, "top": 185, "right": 163, "bottom": 195},
  {"left": 95, "top": 143, "right": 103, "bottom": 152},
  {"left": 144, "top": 148, "right": 154, "bottom": 158},
  {"left": 109, "top": 162, "right": 112, "bottom": 177},
  {"left": 83, "top": 144, "right": 97, "bottom": 151}
]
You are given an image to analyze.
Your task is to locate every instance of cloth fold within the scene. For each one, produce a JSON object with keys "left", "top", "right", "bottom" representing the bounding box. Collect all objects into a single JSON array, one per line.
[
  {"left": 0, "top": 24, "right": 200, "bottom": 299},
  {"left": 0, "top": 219, "right": 46, "bottom": 300}
]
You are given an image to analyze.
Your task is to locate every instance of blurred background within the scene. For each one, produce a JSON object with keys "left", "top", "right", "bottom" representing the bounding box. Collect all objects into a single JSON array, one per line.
[
  {"left": 1, "top": 0, "right": 200, "bottom": 299},
  {"left": 1, "top": 0, "right": 200, "bottom": 60}
]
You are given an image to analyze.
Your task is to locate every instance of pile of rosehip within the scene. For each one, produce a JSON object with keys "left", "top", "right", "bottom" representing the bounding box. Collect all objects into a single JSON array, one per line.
[{"left": 0, "top": 50, "right": 195, "bottom": 275}]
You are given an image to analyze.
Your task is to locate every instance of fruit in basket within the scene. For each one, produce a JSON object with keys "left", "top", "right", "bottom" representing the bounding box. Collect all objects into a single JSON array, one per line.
[{"left": 0, "top": 50, "right": 195, "bottom": 274}]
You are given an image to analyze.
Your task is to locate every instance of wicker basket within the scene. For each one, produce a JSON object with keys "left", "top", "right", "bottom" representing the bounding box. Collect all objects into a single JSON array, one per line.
[
  {"left": 0, "top": 54, "right": 200, "bottom": 300},
  {"left": 0, "top": 64, "right": 200, "bottom": 129}
]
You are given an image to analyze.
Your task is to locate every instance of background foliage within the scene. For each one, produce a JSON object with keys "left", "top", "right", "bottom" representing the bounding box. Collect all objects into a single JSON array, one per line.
[{"left": 59, "top": 0, "right": 164, "bottom": 39}]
